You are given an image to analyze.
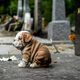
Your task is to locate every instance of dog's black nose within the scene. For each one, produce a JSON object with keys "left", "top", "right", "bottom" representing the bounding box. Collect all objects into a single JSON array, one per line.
[
  {"left": 13, "top": 39, "right": 15, "bottom": 42},
  {"left": 12, "top": 43, "right": 15, "bottom": 47}
]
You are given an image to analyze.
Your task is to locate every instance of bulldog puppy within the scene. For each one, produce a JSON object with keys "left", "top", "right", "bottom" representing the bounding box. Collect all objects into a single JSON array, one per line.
[{"left": 13, "top": 31, "right": 51, "bottom": 68}]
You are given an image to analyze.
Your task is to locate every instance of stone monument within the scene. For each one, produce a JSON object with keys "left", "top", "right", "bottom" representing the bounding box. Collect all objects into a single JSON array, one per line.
[{"left": 48, "top": 0, "right": 70, "bottom": 41}]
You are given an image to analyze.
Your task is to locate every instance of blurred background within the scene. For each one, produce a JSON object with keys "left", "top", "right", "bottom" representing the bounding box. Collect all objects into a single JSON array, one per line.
[{"left": 0, "top": 0, "right": 76, "bottom": 29}]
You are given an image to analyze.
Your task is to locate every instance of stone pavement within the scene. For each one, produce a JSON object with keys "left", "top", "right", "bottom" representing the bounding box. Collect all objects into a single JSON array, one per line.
[
  {"left": 1, "top": 52, "right": 80, "bottom": 80},
  {"left": 0, "top": 36, "right": 80, "bottom": 80}
]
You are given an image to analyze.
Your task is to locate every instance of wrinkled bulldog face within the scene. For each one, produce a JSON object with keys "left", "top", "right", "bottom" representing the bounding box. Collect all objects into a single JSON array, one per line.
[
  {"left": 13, "top": 32, "right": 25, "bottom": 50},
  {"left": 13, "top": 31, "right": 32, "bottom": 50}
]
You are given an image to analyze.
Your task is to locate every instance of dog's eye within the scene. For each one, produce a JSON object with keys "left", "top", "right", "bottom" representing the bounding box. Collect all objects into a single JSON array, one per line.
[
  {"left": 18, "top": 37, "right": 22, "bottom": 40},
  {"left": 13, "top": 39, "right": 15, "bottom": 41}
]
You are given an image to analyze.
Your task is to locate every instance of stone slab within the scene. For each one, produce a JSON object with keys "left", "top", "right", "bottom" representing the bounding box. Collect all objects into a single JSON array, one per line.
[
  {"left": 48, "top": 20, "right": 70, "bottom": 40},
  {"left": 52, "top": 0, "right": 66, "bottom": 20}
]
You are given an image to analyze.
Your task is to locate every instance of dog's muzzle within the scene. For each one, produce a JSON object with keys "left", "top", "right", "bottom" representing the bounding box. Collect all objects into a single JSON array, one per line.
[{"left": 13, "top": 43, "right": 24, "bottom": 50}]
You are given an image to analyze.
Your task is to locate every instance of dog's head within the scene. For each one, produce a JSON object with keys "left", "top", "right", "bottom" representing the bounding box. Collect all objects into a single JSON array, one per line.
[{"left": 13, "top": 31, "right": 32, "bottom": 50}]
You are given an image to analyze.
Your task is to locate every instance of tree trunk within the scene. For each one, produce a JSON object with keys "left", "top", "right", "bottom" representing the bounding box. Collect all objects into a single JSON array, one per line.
[
  {"left": 34, "top": 0, "right": 42, "bottom": 36},
  {"left": 37, "top": 0, "right": 42, "bottom": 33},
  {"left": 75, "top": 0, "right": 80, "bottom": 56}
]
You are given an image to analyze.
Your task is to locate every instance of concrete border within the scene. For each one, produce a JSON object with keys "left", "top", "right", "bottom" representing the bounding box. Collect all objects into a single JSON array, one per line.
[{"left": 0, "top": 37, "right": 72, "bottom": 46}]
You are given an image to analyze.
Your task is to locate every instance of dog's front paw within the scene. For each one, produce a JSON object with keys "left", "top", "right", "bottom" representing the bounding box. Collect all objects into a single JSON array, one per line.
[
  {"left": 18, "top": 60, "right": 27, "bottom": 68},
  {"left": 30, "top": 63, "right": 39, "bottom": 68}
]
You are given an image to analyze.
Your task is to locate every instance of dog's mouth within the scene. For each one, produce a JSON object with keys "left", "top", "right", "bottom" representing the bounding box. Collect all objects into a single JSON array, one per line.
[
  {"left": 16, "top": 46, "right": 24, "bottom": 50},
  {"left": 13, "top": 44, "right": 24, "bottom": 50},
  {"left": 13, "top": 40, "right": 32, "bottom": 50}
]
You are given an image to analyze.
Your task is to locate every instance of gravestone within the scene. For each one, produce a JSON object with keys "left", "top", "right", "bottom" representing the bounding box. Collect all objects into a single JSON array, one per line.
[{"left": 48, "top": 0, "right": 70, "bottom": 40}]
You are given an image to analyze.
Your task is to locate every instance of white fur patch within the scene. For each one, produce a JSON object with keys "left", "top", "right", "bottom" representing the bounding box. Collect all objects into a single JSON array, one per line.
[
  {"left": 15, "top": 31, "right": 30, "bottom": 40},
  {"left": 30, "top": 63, "right": 39, "bottom": 68},
  {"left": 18, "top": 60, "right": 27, "bottom": 68}
]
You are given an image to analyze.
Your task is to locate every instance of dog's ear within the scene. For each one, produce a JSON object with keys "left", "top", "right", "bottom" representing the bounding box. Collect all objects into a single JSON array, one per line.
[{"left": 22, "top": 32, "right": 32, "bottom": 43}]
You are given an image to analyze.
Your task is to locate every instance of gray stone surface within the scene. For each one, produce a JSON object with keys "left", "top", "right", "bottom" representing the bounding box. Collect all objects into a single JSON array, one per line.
[
  {"left": 48, "top": 21, "right": 70, "bottom": 40},
  {"left": 0, "top": 53, "right": 80, "bottom": 80},
  {"left": 0, "top": 43, "right": 74, "bottom": 55},
  {"left": 0, "top": 45, "right": 20, "bottom": 55},
  {"left": 0, "top": 37, "right": 52, "bottom": 45},
  {"left": 52, "top": 0, "right": 66, "bottom": 20},
  {"left": 0, "top": 36, "right": 72, "bottom": 46},
  {"left": 48, "top": 0, "right": 70, "bottom": 41}
]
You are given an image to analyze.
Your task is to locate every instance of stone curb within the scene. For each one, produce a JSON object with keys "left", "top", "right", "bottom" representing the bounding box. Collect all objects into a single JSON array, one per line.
[{"left": 0, "top": 37, "right": 72, "bottom": 45}]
